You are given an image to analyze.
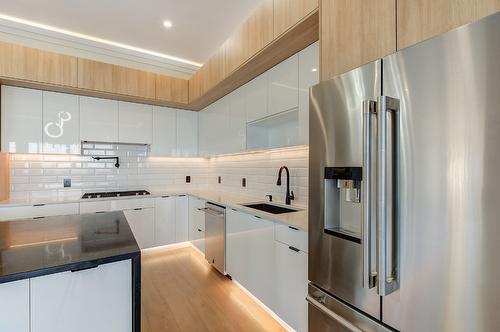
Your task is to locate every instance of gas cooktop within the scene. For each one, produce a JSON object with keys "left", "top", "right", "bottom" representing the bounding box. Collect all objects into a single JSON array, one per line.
[{"left": 81, "top": 190, "right": 151, "bottom": 199}]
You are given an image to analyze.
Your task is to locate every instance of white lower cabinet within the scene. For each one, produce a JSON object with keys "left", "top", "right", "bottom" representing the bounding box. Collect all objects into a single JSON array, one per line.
[
  {"left": 0, "top": 279, "right": 30, "bottom": 332},
  {"left": 175, "top": 195, "right": 189, "bottom": 242},
  {"left": 155, "top": 196, "right": 176, "bottom": 246},
  {"left": 123, "top": 207, "right": 155, "bottom": 249},
  {"left": 226, "top": 209, "right": 308, "bottom": 332},
  {"left": 30, "top": 260, "right": 132, "bottom": 332},
  {"left": 188, "top": 196, "right": 206, "bottom": 253},
  {"left": 0, "top": 203, "right": 79, "bottom": 221},
  {"left": 274, "top": 241, "right": 308, "bottom": 332},
  {"left": 226, "top": 209, "right": 276, "bottom": 309}
]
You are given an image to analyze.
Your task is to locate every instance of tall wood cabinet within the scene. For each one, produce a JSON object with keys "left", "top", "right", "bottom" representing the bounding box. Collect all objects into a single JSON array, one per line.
[
  {"left": 274, "top": 0, "right": 318, "bottom": 37},
  {"left": 320, "top": 0, "right": 396, "bottom": 80},
  {"left": 397, "top": 0, "right": 500, "bottom": 49}
]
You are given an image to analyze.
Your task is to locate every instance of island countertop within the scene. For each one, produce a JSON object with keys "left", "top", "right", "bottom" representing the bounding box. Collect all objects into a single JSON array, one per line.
[{"left": 0, "top": 211, "right": 140, "bottom": 284}]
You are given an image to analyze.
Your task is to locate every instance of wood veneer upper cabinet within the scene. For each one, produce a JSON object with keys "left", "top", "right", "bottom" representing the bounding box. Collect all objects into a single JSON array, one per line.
[
  {"left": 320, "top": 0, "right": 396, "bottom": 80},
  {"left": 77, "top": 58, "right": 113, "bottom": 93},
  {"left": 274, "top": 0, "right": 319, "bottom": 38},
  {"left": 224, "top": 0, "right": 274, "bottom": 75},
  {"left": 156, "top": 75, "right": 188, "bottom": 104},
  {"left": 112, "top": 65, "right": 156, "bottom": 99},
  {"left": 397, "top": 0, "right": 500, "bottom": 49},
  {"left": 0, "top": 42, "right": 77, "bottom": 87}
]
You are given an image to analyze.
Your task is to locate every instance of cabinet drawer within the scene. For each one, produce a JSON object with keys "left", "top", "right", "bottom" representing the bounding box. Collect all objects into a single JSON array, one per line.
[
  {"left": 80, "top": 201, "right": 112, "bottom": 214},
  {"left": 32, "top": 203, "right": 79, "bottom": 218},
  {"left": 0, "top": 206, "right": 34, "bottom": 221},
  {"left": 275, "top": 224, "right": 308, "bottom": 253}
]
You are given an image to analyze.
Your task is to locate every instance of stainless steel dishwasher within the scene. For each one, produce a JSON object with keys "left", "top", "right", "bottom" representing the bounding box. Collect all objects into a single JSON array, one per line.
[{"left": 200, "top": 202, "right": 226, "bottom": 274}]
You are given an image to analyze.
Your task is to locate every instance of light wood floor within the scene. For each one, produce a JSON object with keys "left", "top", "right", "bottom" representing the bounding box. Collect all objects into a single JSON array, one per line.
[{"left": 141, "top": 246, "right": 287, "bottom": 332}]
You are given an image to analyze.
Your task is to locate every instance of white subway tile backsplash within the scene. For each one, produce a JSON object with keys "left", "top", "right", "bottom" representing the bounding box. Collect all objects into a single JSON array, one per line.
[{"left": 9, "top": 144, "right": 309, "bottom": 206}]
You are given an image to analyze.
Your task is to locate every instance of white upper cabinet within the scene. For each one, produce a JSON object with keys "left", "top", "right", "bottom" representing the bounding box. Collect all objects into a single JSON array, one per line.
[
  {"left": 80, "top": 96, "right": 118, "bottom": 143},
  {"left": 1, "top": 86, "right": 42, "bottom": 153},
  {"left": 0, "top": 279, "right": 30, "bottom": 332},
  {"left": 212, "top": 98, "right": 230, "bottom": 155},
  {"left": 268, "top": 54, "right": 299, "bottom": 116},
  {"left": 176, "top": 110, "right": 198, "bottom": 157},
  {"left": 42, "top": 91, "right": 80, "bottom": 154},
  {"left": 118, "top": 101, "right": 153, "bottom": 144},
  {"left": 151, "top": 106, "right": 176, "bottom": 156},
  {"left": 298, "top": 42, "right": 319, "bottom": 144},
  {"left": 198, "top": 104, "right": 215, "bottom": 156},
  {"left": 228, "top": 88, "right": 246, "bottom": 153},
  {"left": 245, "top": 73, "right": 268, "bottom": 122}
]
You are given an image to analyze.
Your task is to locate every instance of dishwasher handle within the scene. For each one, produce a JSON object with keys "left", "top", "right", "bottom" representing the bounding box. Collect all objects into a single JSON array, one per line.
[{"left": 198, "top": 207, "right": 225, "bottom": 217}]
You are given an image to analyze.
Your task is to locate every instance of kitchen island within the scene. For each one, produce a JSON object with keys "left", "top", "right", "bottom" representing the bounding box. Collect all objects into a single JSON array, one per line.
[{"left": 0, "top": 211, "right": 141, "bottom": 332}]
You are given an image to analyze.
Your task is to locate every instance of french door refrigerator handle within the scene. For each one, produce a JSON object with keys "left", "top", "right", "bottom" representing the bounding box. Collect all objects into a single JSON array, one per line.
[
  {"left": 362, "top": 100, "right": 377, "bottom": 289},
  {"left": 376, "top": 95, "right": 400, "bottom": 296}
]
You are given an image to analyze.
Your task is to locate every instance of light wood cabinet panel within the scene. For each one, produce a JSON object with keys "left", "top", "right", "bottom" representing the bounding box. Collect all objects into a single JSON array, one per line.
[
  {"left": 398, "top": 0, "right": 500, "bottom": 49},
  {"left": 77, "top": 59, "right": 113, "bottom": 93},
  {"left": 0, "top": 42, "right": 77, "bottom": 87},
  {"left": 155, "top": 75, "right": 188, "bottom": 104},
  {"left": 224, "top": 0, "right": 274, "bottom": 75},
  {"left": 320, "top": 0, "right": 396, "bottom": 80},
  {"left": 274, "top": 0, "right": 319, "bottom": 38},
  {"left": 112, "top": 65, "right": 155, "bottom": 99}
]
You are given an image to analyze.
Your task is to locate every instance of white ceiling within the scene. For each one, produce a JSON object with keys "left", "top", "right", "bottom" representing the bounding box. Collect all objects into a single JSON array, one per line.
[{"left": 0, "top": 0, "right": 263, "bottom": 66}]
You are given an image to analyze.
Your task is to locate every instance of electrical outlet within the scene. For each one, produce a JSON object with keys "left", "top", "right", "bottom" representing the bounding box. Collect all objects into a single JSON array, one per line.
[
  {"left": 242, "top": 178, "right": 246, "bottom": 187},
  {"left": 186, "top": 176, "right": 191, "bottom": 183},
  {"left": 63, "top": 178, "right": 71, "bottom": 188},
  {"left": 218, "top": 176, "right": 221, "bottom": 184}
]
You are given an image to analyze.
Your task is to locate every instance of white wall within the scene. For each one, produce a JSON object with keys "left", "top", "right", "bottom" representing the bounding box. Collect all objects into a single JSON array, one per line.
[{"left": 8, "top": 145, "right": 309, "bottom": 207}]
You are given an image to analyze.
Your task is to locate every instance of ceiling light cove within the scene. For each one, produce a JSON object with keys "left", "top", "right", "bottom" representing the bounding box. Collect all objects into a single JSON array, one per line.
[
  {"left": 163, "top": 20, "right": 173, "bottom": 28},
  {"left": 0, "top": 13, "right": 201, "bottom": 67}
]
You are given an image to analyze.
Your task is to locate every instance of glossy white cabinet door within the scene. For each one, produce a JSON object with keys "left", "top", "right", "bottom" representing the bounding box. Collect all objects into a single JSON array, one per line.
[
  {"left": 188, "top": 196, "right": 205, "bottom": 253},
  {"left": 31, "top": 260, "right": 132, "bottom": 332},
  {"left": 175, "top": 195, "right": 189, "bottom": 242},
  {"left": 154, "top": 196, "right": 176, "bottom": 246},
  {"left": 212, "top": 98, "right": 230, "bottom": 154},
  {"left": 151, "top": 106, "right": 176, "bottom": 156},
  {"left": 80, "top": 96, "right": 119, "bottom": 142},
  {"left": 197, "top": 104, "right": 215, "bottom": 156},
  {"left": 0, "top": 279, "right": 29, "bottom": 332},
  {"left": 123, "top": 207, "right": 155, "bottom": 249},
  {"left": 42, "top": 91, "right": 80, "bottom": 154},
  {"left": 226, "top": 209, "right": 276, "bottom": 309},
  {"left": 118, "top": 101, "right": 153, "bottom": 144},
  {"left": 176, "top": 110, "right": 198, "bottom": 157},
  {"left": 1, "top": 86, "right": 42, "bottom": 153},
  {"left": 274, "top": 241, "right": 308, "bottom": 332},
  {"left": 298, "top": 41, "right": 319, "bottom": 145},
  {"left": 228, "top": 88, "right": 246, "bottom": 153},
  {"left": 245, "top": 72, "right": 269, "bottom": 122},
  {"left": 268, "top": 54, "right": 299, "bottom": 116}
]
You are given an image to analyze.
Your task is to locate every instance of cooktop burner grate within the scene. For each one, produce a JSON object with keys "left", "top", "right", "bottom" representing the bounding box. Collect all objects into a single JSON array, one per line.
[{"left": 81, "top": 190, "right": 150, "bottom": 199}]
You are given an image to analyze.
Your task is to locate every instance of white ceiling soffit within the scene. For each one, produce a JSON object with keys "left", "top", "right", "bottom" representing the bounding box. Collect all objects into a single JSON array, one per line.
[
  {"left": 0, "top": 1, "right": 264, "bottom": 79},
  {"left": 0, "top": 14, "right": 200, "bottom": 79}
]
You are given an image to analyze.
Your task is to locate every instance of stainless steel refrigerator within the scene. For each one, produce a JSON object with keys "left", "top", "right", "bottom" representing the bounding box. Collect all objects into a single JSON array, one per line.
[{"left": 307, "top": 11, "right": 500, "bottom": 332}]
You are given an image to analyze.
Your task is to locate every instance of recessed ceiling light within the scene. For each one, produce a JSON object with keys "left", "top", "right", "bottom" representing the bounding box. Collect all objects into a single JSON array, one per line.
[
  {"left": 311, "top": 68, "right": 318, "bottom": 72},
  {"left": 163, "top": 20, "right": 173, "bottom": 28}
]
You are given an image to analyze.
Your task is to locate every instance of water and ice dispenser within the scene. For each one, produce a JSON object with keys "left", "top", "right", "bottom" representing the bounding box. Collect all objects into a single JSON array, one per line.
[{"left": 324, "top": 167, "right": 362, "bottom": 242}]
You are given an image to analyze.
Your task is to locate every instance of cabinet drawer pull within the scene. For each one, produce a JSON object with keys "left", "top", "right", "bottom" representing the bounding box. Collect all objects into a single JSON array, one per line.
[
  {"left": 254, "top": 215, "right": 262, "bottom": 219},
  {"left": 288, "top": 246, "right": 300, "bottom": 252},
  {"left": 133, "top": 208, "right": 143, "bottom": 211},
  {"left": 161, "top": 195, "right": 170, "bottom": 198},
  {"left": 33, "top": 216, "right": 45, "bottom": 220},
  {"left": 33, "top": 204, "right": 45, "bottom": 207},
  {"left": 95, "top": 211, "right": 105, "bottom": 214},
  {"left": 288, "top": 226, "right": 299, "bottom": 231}
]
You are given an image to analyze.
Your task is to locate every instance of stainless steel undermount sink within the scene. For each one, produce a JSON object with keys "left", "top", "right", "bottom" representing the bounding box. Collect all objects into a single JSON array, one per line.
[{"left": 242, "top": 202, "right": 300, "bottom": 214}]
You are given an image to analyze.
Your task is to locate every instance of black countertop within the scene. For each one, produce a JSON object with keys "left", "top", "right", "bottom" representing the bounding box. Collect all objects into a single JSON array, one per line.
[{"left": 0, "top": 211, "right": 140, "bottom": 284}]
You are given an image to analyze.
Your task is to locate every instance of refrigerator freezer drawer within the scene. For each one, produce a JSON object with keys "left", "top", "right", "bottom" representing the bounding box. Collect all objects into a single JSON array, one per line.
[{"left": 307, "top": 284, "right": 391, "bottom": 332}]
